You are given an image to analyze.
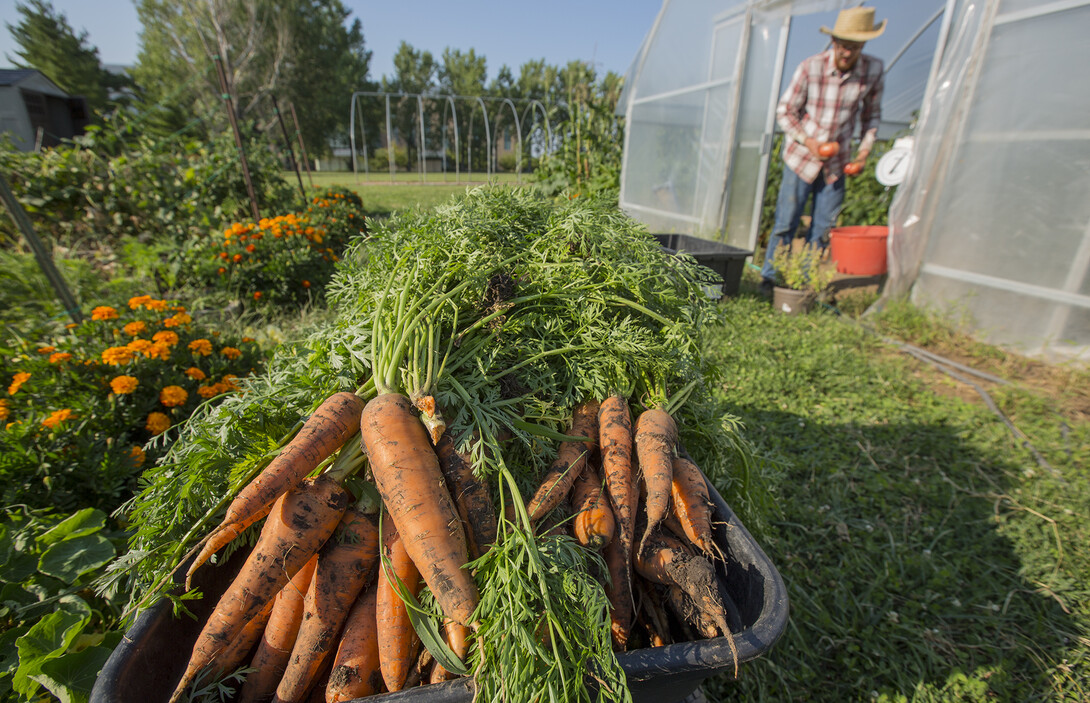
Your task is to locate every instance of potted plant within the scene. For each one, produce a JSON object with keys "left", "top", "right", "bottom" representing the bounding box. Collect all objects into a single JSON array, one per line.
[{"left": 769, "top": 242, "right": 837, "bottom": 315}]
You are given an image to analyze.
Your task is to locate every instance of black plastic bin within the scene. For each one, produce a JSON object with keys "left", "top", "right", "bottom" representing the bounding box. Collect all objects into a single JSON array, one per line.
[
  {"left": 92, "top": 477, "right": 788, "bottom": 703},
  {"left": 653, "top": 233, "right": 753, "bottom": 299}
]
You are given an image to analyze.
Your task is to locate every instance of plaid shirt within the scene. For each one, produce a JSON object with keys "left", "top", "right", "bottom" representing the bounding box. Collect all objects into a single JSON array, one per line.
[{"left": 776, "top": 48, "right": 884, "bottom": 184}]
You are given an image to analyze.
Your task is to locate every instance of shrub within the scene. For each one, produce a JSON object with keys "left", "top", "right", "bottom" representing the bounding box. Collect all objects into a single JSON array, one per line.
[
  {"left": 0, "top": 294, "right": 263, "bottom": 512},
  {"left": 177, "top": 187, "right": 367, "bottom": 308},
  {"left": 0, "top": 111, "right": 295, "bottom": 257}
]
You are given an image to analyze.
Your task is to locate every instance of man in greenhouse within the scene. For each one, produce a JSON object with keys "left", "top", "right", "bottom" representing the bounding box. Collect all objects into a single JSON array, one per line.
[{"left": 759, "top": 6, "right": 886, "bottom": 298}]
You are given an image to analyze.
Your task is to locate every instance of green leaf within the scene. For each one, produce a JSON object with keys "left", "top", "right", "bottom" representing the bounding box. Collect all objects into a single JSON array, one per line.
[
  {"left": 36, "top": 509, "right": 107, "bottom": 547},
  {"left": 38, "top": 534, "right": 115, "bottom": 584},
  {"left": 0, "top": 626, "right": 27, "bottom": 678},
  {"left": 33, "top": 645, "right": 113, "bottom": 703},
  {"left": 0, "top": 551, "right": 38, "bottom": 584},
  {"left": 12, "top": 609, "right": 88, "bottom": 697}
]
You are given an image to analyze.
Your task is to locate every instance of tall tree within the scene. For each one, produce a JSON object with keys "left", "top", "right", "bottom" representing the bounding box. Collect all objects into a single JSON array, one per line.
[
  {"left": 5, "top": 0, "right": 126, "bottom": 117},
  {"left": 132, "top": 0, "right": 371, "bottom": 153},
  {"left": 439, "top": 48, "right": 486, "bottom": 97}
]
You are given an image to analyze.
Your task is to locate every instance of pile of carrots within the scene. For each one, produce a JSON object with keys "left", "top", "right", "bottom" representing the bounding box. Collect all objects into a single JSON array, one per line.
[{"left": 166, "top": 388, "right": 740, "bottom": 703}]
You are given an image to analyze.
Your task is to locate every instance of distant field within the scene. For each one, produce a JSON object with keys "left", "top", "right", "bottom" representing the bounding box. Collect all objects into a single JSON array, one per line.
[{"left": 288, "top": 170, "right": 529, "bottom": 216}]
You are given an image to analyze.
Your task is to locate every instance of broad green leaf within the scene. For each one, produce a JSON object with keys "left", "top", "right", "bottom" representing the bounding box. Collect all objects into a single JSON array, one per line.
[
  {"left": 0, "top": 552, "right": 38, "bottom": 584},
  {"left": 13, "top": 609, "right": 88, "bottom": 697},
  {"left": 38, "top": 534, "right": 115, "bottom": 584},
  {"left": 33, "top": 645, "right": 113, "bottom": 703},
  {"left": 0, "top": 626, "right": 27, "bottom": 678},
  {"left": 36, "top": 509, "right": 107, "bottom": 547},
  {"left": 0, "top": 524, "right": 10, "bottom": 564}
]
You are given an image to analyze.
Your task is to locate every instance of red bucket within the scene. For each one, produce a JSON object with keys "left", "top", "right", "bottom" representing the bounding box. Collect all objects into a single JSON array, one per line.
[{"left": 829, "top": 225, "right": 889, "bottom": 276}]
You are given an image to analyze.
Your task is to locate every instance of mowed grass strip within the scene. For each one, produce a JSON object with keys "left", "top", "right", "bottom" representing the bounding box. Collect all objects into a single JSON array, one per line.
[{"left": 701, "top": 289, "right": 1089, "bottom": 702}]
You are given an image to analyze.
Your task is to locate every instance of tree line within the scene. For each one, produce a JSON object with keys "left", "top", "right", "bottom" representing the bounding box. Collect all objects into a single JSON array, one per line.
[{"left": 4, "top": 0, "right": 623, "bottom": 178}]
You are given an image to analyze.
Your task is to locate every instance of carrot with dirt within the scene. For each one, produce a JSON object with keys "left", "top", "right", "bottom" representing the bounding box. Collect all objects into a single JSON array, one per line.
[
  {"left": 186, "top": 391, "right": 366, "bottom": 588},
  {"left": 274, "top": 504, "right": 381, "bottom": 703},
  {"left": 598, "top": 394, "right": 636, "bottom": 560},
  {"left": 634, "top": 406, "right": 677, "bottom": 552},
  {"left": 603, "top": 534, "right": 633, "bottom": 651},
  {"left": 168, "top": 474, "right": 351, "bottom": 703},
  {"left": 526, "top": 399, "right": 600, "bottom": 522},
  {"left": 670, "top": 449, "right": 719, "bottom": 559},
  {"left": 375, "top": 523, "right": 423, "bottom": 692},
  {"left": 434, "top": 426, "right": 497, "bottom": 559},
  {"left": 238, "top": 554, "right": 318, "bottom": 703},
  {"left": 325, "top": 583, "right": 381, "bottom": 703},
  {"left": 635, "top": 529, "right": 738, "bottom": 675},
  {"left": 210, "top": 597, "right": 274, "bottom": 681},
  {"left": 571, "top": 465, "right": 615, "bottom": 550}
]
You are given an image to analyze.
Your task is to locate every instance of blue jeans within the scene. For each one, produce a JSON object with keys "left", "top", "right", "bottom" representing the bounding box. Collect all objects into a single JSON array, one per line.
[{"left": 760, "top": 163, "right": 845, "bottom": 283}]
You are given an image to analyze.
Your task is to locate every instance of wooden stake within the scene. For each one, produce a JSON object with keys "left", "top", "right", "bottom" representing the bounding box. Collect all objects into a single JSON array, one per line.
[
  {"left": 272, "top": 95, "right": 306, "bottom": 207},
  {"left": 288, "top": 102, "right": 315, "bottom": 189},
  {"left": 213, "top": 55, "right": 261, "bottom": 222},
  {"left": 0, "top": 174, "right": 83, "bottom": 324}
]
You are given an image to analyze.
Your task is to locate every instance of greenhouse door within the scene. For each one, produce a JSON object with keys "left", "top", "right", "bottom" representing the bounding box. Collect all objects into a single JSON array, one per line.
[{"left": 722, "top": 9, "right": 792, "bottom": 250}]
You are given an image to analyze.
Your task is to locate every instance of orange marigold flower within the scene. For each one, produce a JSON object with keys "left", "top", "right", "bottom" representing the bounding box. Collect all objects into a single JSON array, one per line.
[
  {"left": 245, "top": 244, "right": 256, "bottom": 253},
  {"left": 92, "top": 306, "right": 119, "bottom": 321},
  {"left": 159, "top": 385, "right": 188, "bottom": 407},
  {"left": 184, "top": 367, "right": 206, "bottom": 381},
  {"left": 188, "top": 339, "right": 212, "bottom": 356},
  {"left": 129, "top": 445, "right": 146, "bottom": 467},
  {"left": 37, "top": 346, "right": 57, "bottom": 354},
  {"left": 163, "top": 313, "right": 192, "bottom": 329},
  {"left": 110, "top": 375, "right": 139, "bottom": 394},
  {"left": 220, "top": 374, "right": 240, "bottom": 391},
  {"left": 197, "top": 384, "right": 221, "bottom": 399},
  {"left": 152, "top": 331, "right": 180, "bottom": 346},
  {"left": 302, "top": 280, "right": 311, "bottom": 288},
  {"left": 123, "top": 321, "right": 147, "bottom": 336},
  {"left": 128, "top": 295, "right": 152, "bottom": 310},
  {"left": 49, "top": 352, "right": 72, "bottom": 364},
  {"left": 146, "top": 411, "right": 170, "bottom": 435},
  {"left": 146, "top": 342, "right": 171, "bottom": 361},
  {"left": 128, "top": 338, "right": 152, "bottom": 353},
  {"left": 220, "top": 346, "right": 242, "bottom": 360},
  {"left": 145, "top": 299, "right": 168, "bottom": 311},
  {"left": 252, "top": 291, "right": 262, "bottom": 300},
  {"left": 8, "top": 372, "right": 30, "bottom": 395},
  {"left": 42, "top": 408, "right": 74, "bottom": 429},
  {"left": 219, "top": 251, "right": 229, "bottom": 260},
  {"left": 233, "top": 254, "right": 243, "bottom": 263},
  {"left": 218, "top": 267, "right": 226, "bottom": 275},
  {"left": 102, "top": 346, "right": 134, "bottom": 366},
  {"left": 0, "top": 399, "right": 9, "bottom": 422}
]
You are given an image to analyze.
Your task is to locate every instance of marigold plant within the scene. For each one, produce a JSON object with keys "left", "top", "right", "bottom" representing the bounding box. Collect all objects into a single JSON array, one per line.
[
  {"left": 178, "top": 186, "right": 367, "bottom": 307},
  {"left": 0, "top": 295, "right": 264, "bottom": 512}
]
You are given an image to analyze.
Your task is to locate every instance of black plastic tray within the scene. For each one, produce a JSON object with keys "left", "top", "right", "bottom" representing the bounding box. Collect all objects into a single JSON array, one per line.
[
  {"left": 92, "top": 476, "right": 787, "bottom": 703},
  {"left": 653, "top": 233, "right": 753, "bottom": 299}
]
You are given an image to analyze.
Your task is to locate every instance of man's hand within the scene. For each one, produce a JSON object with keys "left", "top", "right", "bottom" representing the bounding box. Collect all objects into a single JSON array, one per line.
[
  {"left": 804, "top": 137, "right": 826, "bottom": 160},
  {"left": 844, "top": 149, "right": 869, "bottom": 176}
]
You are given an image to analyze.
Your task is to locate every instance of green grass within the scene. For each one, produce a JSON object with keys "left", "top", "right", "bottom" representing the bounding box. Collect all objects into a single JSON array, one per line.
[
  {"left": 700, "top": 277, "right": 1089, "bottom": 701},
  {"left": 288, "top": 171, "right": 528, "bottom": 217}
]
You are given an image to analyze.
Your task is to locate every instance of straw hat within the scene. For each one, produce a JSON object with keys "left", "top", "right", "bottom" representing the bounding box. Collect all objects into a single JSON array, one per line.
[{"left": 820, "top": 7, "right": 887, "bottom": 42}]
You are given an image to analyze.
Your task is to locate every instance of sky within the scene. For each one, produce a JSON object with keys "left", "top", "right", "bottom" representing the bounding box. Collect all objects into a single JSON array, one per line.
[{"left": 0, "top": 0, "right": 665, "bottom": 81}]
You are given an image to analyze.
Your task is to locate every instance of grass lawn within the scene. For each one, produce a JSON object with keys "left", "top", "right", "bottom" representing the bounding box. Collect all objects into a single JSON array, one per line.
[
  {"left": 701, "top": 275, "right": 1089, "bottom": 701},
  {"left": 289, "top": 170, "right": 527, "bottom": 217}
]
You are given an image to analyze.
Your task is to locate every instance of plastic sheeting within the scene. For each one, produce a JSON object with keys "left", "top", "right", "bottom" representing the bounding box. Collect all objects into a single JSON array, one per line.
[
  {"left": 881, "top": 0, "right": 1090, "bottom": 362},
  {"left": 619, "top": 0, "right": 946, "bottom": 249}
]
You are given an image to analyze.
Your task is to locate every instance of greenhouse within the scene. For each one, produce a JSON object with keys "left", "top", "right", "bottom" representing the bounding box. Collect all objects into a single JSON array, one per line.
[{"left": 618, "top": 0, "right": 1090, "bottom": 361}]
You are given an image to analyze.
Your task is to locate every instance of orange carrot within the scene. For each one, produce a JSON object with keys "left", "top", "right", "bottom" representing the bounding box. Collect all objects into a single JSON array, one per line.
[
  {"left": 168, "top": 474, "right": 350, "bottom": 703},
  {"left": 239, "top": 555, "right": 318, "bottom": 703},
  {"left": 360, "top": 393, "right": 478, "bottom": 628},
  {"left": 634, "top": 407, "right": 677, "bottom": 552},
  {"left": 429, "top": 617, "right": 470, "bottom": 683},
  {"left": 274, "top": 506, "right": 381, "bottom": 703},
  {"left": 571, "top": 465, "right": 615, "bottom": 550},
  {"left": 376, "top": 523, "right": 423, "bottom": 693},
  {"left": 325, "top": 583, "right": 381, "bottom": 703},
  {"left": 527, "top": 399, "right": 600, "bottom": 522},
  {"left": 670, "top": 452, "right": 717, "bottom": 558},
  {"left": 211, "top": 597, "right": 274, "bottom": 681},
  {"left": 435, "top": 428, "right": 497, "bottom": 559},
  {"left": 598, "top": 395, "right": 636, "bottom": 567},
  {"left": 603, "top": 534, "right": 633, "bottom": 651},
  {"left": 187, "top": 392, "right": 365, "bottom": 588}
]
